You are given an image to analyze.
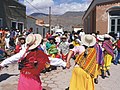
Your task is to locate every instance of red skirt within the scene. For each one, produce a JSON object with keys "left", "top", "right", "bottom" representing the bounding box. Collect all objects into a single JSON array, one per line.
[{"left": 18, "top": 73, "right": 42, "bottom": 90}]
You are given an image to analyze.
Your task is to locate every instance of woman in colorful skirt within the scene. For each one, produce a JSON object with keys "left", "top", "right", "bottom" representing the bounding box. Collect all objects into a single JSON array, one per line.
[
  {"left": 0, "top": 34, "right": 50, "bottom": 90},
  {"left": 66, "top": 34, "right": 97, "bottom": 90},
  {"left": 94, "top": 35, "right": 104, "bottom": 83},
  {"left": 102, "top": 34, "right": 114, "bottom": 77}
]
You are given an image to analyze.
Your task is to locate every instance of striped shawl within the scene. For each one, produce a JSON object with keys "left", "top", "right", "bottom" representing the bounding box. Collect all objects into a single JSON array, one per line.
[
  {"left": 75, "top": 48, "right": 97, "bottom": 78},
  {"left": 102, "top": 40, "right": 114, "bottom": 57}
]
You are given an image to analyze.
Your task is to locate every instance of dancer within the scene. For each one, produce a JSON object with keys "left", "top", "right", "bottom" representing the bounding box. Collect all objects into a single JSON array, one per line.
[
  {"left": 66, "top": 34, "right": 97, "bottom": 90},
  {"left": 0, "top": 34, "right": 50, "bottom": 90}
]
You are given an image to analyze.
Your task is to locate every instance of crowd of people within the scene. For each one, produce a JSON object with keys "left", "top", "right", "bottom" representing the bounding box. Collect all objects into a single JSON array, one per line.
[{"left": 0, "top": 28, "right": 120, "bottom": 90}]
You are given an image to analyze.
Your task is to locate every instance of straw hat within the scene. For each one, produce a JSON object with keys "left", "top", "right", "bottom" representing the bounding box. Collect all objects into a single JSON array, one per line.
[
  {"left": 26, "top": 34, "right": 42, "bottom": 50},
  {"left": 19, "top": 36, "right": 25, "bottom": 40},
  {"left": 61, "top": 35, "right": 67, "bottom": 39},
  {"left": 81, "top": 34, "right": 96, "bottom": 47}
]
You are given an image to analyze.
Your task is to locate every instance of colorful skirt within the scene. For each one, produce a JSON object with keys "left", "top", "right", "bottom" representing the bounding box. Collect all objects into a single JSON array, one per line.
[
  {"left": 18, "top": 73, "right": 42, "bottom": 90},
  {"left": 94, "top": 64, "right": 101, "bottom": 78},
  {"left": 69, "top": 67, "right": 95, "bottom": 90},
  {"left": 103, "top": 54, "right": 113, "bottom": 71}
]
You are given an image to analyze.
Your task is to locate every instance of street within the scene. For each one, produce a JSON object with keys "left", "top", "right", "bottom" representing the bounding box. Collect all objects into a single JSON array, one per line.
[{"left": 0, "top": 59, "right": 120, "bottom": 90}]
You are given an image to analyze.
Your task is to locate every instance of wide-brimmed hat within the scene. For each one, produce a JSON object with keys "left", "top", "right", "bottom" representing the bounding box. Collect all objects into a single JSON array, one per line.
[
  {"left": 19, "top": 36, "right": 25, "bottom": 40},
  {"left": 104, "top": 34, "right": 111, "bottom": 39},
  {"left": 48, "top": 36, "right": 55, "bottom": 41},
  {"left": 25, "top": 34, "right": 42, "bottom": 50},
  {"left": 97, "top": 35, "right": 104, "bottom": 41},
  {"left": 52, "top": 33, "right": 58, "bottom": 37},
  {"left": 81, "top": 34, "right": 96, "bottom": 47},
  {"left": 61, "top": 35, "right": 67, "bottom": 39}
]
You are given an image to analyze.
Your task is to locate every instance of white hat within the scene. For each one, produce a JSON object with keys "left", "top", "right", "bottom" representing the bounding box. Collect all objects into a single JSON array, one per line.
[
  {"left": 26, "top": 34, "right": 42, "bottom": 50},
  {"left": 61, "top": 35, "right": 67, "bottom": 39},
  {"left": 104, "top": 34, "right": 111, "bottom": 38},
  {"left": 97, "top": 35, "right": 104, "bottom": 41},
  {"left": 81, "top": 34, "right": 96, "bottom": 47},
  {"left": 75, "top": 39, "right": 81, "bottom": 44},
  {"left": 52, "top": 33, "right": 58, "bottom": 37}
]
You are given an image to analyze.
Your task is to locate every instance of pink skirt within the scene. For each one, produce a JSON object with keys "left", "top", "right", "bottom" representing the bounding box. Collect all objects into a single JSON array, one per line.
[{"left": 18, "top": 73, "right": 42, "bottom": 90}]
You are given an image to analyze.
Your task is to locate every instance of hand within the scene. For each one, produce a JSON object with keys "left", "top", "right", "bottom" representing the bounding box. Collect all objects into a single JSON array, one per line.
[
  {"left": 0, "top": 65, "right": 3, "bottom": 70},
  {"left": 66, "top": 62, "right": 71, "bottom": 69}
]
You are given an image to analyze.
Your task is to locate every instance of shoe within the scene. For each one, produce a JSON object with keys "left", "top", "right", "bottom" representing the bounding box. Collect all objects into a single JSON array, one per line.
[
  {"left": 51, "top": 66, "right": 57, "bottom": 70},
  {"left": 118, "top": 61, "right": 120, "bottom": 64},
  {"left": 65, "top": 87, "right": 69, "bottom": 90},
  {"left": 113, "top": 61, "right": 117, "bottom": 65},
  {"left": 101, "top": 70, "right": 105, "bottom": 79},
  {"left": 94, "top": 78, "right": 98, "bottom": 84},
  {"left": 106, "top": 70, "right": 110, "bottom": 76},
  {"left": 62, "top": 66, "right": 66, "bottom": 70}
]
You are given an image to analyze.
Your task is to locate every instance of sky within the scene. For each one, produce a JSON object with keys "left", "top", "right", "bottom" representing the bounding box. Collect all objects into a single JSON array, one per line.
[{"left": 19, "top": 0, "right": 92, "bottom": 15}]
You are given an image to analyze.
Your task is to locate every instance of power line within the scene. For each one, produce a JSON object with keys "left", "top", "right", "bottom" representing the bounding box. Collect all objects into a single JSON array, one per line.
[{"left": 24, "top": 0, "right": 42, "bottom": 13}]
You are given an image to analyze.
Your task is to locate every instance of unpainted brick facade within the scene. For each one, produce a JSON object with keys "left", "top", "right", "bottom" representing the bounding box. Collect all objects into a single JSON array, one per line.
[
  {"left": 96, "top": 2, "right": 120, "bottom": 34},
  {"left": 83, "top": 1, "right": 120, "bottom": 34}
]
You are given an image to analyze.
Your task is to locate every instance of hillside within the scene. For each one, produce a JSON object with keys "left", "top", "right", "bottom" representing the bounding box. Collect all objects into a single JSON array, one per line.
[{"left": 30, "top": 11, "right": 84, "bottom": 30}]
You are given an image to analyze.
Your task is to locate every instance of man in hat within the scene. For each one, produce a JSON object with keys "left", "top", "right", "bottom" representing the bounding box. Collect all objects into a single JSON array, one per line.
[
  {"left": 59, "top": 35, "right": 69, "bottom": 61},
  {"left": 66, "top": 34, "right": 97, "bottom": 90},
  {"left": 0, "top": 34, "right": 50, "bottom": 90},
  {"left": 14, "top": 36, "right": 26, "bottom": 54}
]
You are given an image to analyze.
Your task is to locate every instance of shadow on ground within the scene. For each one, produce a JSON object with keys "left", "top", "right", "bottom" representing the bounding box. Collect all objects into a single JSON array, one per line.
[{"left": 0, "top": 73, "right": 19, "bottom": 82}]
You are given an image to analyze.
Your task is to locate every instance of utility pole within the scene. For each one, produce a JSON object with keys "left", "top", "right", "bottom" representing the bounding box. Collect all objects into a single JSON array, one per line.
[{"left": 49, "top": 7, "right": 51, "bottom": 34}]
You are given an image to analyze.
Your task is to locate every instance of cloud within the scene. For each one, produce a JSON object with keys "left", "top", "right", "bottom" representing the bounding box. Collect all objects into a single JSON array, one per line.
[
  {"left": 22, "top": 0, "right": 91, "bottom": 15},
  {"left": 24, "top": 0, "right": 54, "bottom": 14},
  {"left": 52, "top": 2, "right": 90, "bottom": 15}
]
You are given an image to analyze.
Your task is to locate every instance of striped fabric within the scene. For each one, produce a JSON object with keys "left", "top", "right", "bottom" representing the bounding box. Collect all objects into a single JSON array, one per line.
[
  {"left": 94, "top": 44, "right": 104, "bottom": 65},
  {"left": 103, "top": 40, "right": 114, "bottom": 57},
  {"left": 75, "top": 48, "right": 97, "bottom": 78}
]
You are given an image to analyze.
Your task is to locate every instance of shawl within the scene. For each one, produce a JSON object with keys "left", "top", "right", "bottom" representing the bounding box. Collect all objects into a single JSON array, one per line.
[
  {"left": 102, "top": 40, "right": 114, "bottom": 57},
  {"left": 20, "top": 50, "right": 50, "bottom": 77},
  {"left": 75, "top": 48, "right": 97, "bottom": 78},
  {"left": 94, "top": 44, "right": 104, "bottom": 65}
]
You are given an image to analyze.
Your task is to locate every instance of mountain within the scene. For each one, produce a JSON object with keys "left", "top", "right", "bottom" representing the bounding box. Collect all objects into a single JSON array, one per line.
[
  {"left": 30, "top": 13, "right": 48, "bottom": 18},
  {"left": 30, "top": 11, "right": 84, "bottom": 31},
  {"left": 62, "top": 11, "right": 84, "bottom": 17}
]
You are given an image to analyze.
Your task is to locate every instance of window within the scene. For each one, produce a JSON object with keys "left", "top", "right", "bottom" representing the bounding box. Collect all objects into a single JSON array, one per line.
[
  {"left": 11, "top": 21, "right": 17, "bottom": 29},
  {"left": 111, "top": 19, "right": 115, "bottom": 32},
  {"left": 18, "top": 22, "right": 24, "bottom": 34},
  {"left": 0, "top": 18, "right": 3, "bottom": 27},
  {"left": 110, "top": 17, "right": 120, "bottom": 33},
  {"left": 117, "top": 19, "right": 120, "bottom": 32}
]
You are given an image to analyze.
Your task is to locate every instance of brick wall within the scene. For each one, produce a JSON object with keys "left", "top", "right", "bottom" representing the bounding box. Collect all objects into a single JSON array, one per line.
[{"left": 96, "top": 2, "right": 120, "bottom": 34}]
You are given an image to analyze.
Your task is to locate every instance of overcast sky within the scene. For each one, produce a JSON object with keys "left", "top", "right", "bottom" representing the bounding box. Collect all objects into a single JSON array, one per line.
[{"left": 19, "top": 0, "right": 92, "bottom": 15}]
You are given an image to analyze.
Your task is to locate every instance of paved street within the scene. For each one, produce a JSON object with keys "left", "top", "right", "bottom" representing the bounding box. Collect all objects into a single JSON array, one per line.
[{"left": 0, "top": 60, "right": 120, "bottom": 90}]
